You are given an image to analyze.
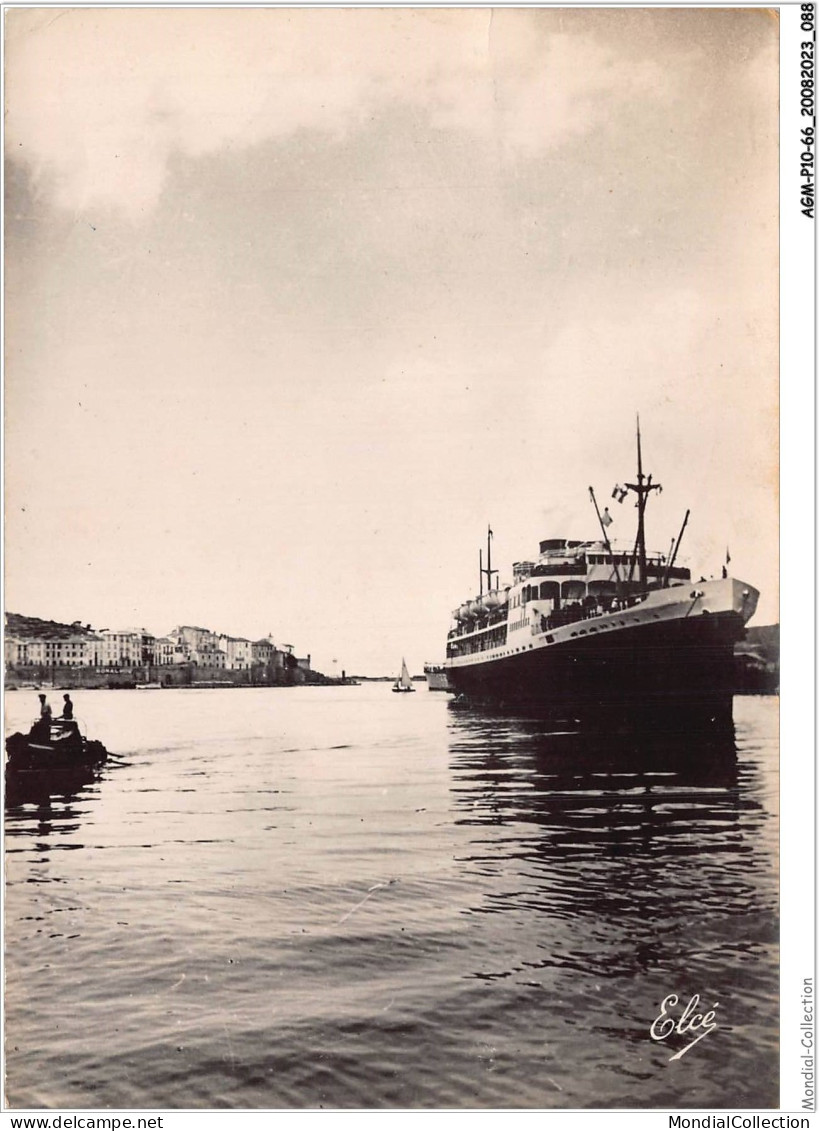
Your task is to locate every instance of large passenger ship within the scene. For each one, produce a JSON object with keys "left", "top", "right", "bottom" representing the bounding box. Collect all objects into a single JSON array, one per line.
[{"left": 444, "top": 424, "right": 759, "bottom": 724}]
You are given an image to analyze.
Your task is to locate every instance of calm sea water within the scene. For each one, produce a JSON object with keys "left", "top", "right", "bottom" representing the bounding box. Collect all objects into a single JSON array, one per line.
[{"left": 5, "top": 686, "right": 778, "bottom": 1110}]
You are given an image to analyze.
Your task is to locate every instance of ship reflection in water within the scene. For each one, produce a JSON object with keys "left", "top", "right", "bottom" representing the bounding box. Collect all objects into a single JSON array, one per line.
[
  {"left": 445, "top": 699, "right": 778, "bottom": 1107},
  {"left": 447, "top": 703, "right": 744, "bottom": 851}
]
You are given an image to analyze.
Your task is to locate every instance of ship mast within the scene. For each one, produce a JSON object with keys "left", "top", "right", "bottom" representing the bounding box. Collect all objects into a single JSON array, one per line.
[
  {"left": 624, "top": 416, "right": 661, "bottom": 588},
  {"left": 481, "top": 526, "right": 498, "bottom": 593}
]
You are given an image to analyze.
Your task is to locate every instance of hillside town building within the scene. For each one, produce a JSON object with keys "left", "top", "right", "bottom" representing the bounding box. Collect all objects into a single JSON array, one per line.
[{"left": 4, "top": 614, "right": 311, "bottom": 682}]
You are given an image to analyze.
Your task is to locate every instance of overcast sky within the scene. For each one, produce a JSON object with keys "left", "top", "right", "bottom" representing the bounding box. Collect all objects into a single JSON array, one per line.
[{"left": 5, "top": 7, "right": 778, "bottom": 675}]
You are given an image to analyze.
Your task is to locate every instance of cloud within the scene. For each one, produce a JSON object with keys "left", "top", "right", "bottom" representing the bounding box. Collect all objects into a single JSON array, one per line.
[{"left": 6, "top": 8, "right": 668, "bottom": 217}]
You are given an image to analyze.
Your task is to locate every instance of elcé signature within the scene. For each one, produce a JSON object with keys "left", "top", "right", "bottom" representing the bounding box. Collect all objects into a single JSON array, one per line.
[{"left": 650, "top": 993, "right": 720, "bottom": 1062}]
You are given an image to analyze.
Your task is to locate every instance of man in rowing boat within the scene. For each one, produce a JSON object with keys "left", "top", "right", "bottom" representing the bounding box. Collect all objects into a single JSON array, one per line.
[
  {"left": 29, "top": 693, "right": 53, "bottom": 743},
  {"left": 55, "top": 692, "right": 82, "bottom": 741}
]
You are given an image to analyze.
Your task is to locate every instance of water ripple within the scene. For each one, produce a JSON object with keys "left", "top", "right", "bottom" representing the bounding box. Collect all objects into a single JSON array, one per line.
[{"left": 5, "top": 688, "right": 778, "bottom": 1109}]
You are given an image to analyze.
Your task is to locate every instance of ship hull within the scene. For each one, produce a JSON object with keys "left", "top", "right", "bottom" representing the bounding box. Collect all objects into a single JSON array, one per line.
[
  {"left": 424, "top": 668, "right": 452, "bottom": 691},
  {"left": 446, "top": 579, "right": 757, "bottom": 728}
]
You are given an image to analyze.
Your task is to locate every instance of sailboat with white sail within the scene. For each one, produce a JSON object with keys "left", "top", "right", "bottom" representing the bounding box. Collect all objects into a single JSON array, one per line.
[{"left": 392, "top": 658, "right": 416, "bottom": 693}]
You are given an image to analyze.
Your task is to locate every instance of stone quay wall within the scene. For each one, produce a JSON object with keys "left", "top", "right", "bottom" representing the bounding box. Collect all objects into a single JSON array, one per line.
[{"left": 5, "top": 662, "right": 312, "bottom": 691}]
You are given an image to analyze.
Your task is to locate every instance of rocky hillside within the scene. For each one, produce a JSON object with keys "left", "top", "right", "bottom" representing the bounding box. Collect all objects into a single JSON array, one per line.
[
  {"left": 5, "top": 612, "right": 96, "bottom": 640},
  {"left": 736, "top": 624, "right": 779, "bottom": 663}
]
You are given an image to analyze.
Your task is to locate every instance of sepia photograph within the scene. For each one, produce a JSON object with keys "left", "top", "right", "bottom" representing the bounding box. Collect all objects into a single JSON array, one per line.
[{"left": 4, "top": 3, "right": 787, "bottom": 1114}]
